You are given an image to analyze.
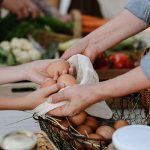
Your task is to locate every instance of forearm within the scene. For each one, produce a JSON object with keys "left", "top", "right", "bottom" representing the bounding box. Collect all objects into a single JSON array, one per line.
[
  {"left": 87, "top": 9, "right": 148, "bottom": 52},
  {"left": 0, "top": 96, "right": 28, "bottom": 110},
  {"left": 0, "top": 65, "right": 25, "bottom": 84},
  {"left": 95, "top": 66, "right": 150, "bottom": 101}
]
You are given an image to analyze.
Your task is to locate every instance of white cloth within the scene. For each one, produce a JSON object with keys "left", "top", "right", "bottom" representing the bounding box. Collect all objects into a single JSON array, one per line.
[{"left": 33, "top": 54, "right": 112, "bottom": 119}]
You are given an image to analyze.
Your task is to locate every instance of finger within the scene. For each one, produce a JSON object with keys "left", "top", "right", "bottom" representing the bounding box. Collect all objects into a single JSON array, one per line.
[
  {"left": 62, "top": 69, "right": 68, "bottom": 75},
  {"left": 53, "top": 71, "right": 59, "bottom": 80},
  {"left": 69, "top": 65, "right": 76, "bottom": 76},
  {"left": 61, "top": 48, "right": 78, "bottom": 60},
  {"left": 21, "top": 7, "right": 29, "bottom": 19},
  {"left": 51, "top": 91, "right": 68, "bottom": 103},
  {"left": 39, "top": 83, "right": 65, "bottom": 97},
  {"left": 28, "top": 1, "right": 40, "bottom": 19},
  {"left": 49, "top": 106, "right": 66, "bottom": 117}
]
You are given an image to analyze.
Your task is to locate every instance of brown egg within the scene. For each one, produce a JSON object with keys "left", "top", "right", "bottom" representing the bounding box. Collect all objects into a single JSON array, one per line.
[
  {"left": 47, "top": 60, "right": 70, "bottom": 78},
  {"left": 76, "top": 125, "right": 93, "bottom": 136},
  {"left": 41, "top": 78, "right": 56, "bottom": 88},
  {"left": 96, "top": 126, "right": 115, "bottom": 140},
  {"left": 85, "top": 116, "right": 98, "bottom": 130},
  {"left": 114, "top": 120, "right": 129, "bottom": 130},
  {"left": 69, "top": 111, "right": 87, "bottom": 126},
  {"left": 57, "top": 74, "right": 77, "bottom": 86}
]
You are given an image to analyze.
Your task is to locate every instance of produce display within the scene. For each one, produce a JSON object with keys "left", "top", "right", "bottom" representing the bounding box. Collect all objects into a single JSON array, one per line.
[
  {"left": 94, "top": 38, "right": 146, "bottom": 70},
  {"left": 0, "top": 13, "right": 73, "bottom": 42},
  {"left": 0, "top": 38, "right": 41, "bottom": 65},
  {"left": 82, "top": 15, "right": 107, "bottom": 34}
]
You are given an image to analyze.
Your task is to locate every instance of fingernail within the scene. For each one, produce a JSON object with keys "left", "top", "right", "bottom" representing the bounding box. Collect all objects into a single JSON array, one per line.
[{"left": 59, "top": 83, "right": 65, "bottom": 87}]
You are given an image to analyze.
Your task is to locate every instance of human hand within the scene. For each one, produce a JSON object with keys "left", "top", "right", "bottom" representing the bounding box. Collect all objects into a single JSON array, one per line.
[
  {"left": 23, "top": 83, "right": 65, "bottom": 110},
  {"left": 49, "top": 84, "right": 102, "bottom": 117},
  {"left": 1, "top": 0, "right": 40, "bottom": 19},
  {"left": 61, "top": 36, "right": 100, "bottom": 63},
  {"left": 20, "top": 59, "right": 75, "bottom": 84}
]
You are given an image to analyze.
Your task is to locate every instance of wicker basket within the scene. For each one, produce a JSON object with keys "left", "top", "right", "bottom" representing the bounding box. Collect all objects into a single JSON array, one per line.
[{"left": 36, "top": 93, "right": 150, "bottom": 150}]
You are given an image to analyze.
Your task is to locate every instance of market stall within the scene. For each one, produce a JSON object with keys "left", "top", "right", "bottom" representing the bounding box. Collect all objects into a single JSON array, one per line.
[{"left": 0, "top": 0, "right": 150, "bottom": 150}]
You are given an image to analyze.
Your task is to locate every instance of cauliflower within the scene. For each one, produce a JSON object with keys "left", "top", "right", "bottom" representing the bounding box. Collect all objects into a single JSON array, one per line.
[
  {"left": 0, "top": 41, "right": 11, "bottom": 52},
  {"left": 28, "top": 49, "right": 41, "bottom": 60},
  {"left": 16, "top": 51, "right": 31, "bottom": 63},
  {"left": 7, "top": 38, "right": 42, "bottom": 64},
  {"left": 10, "top": 38, "right": 22, "bottom": 49},
  {"left": 19, "top": 38, "right": 34, "bottom": 51}
]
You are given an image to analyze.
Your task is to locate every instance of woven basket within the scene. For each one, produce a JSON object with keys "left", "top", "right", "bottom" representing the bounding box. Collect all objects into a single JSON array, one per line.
[{"left": 36, "top": 93, "right": 150, "bottom": 150}]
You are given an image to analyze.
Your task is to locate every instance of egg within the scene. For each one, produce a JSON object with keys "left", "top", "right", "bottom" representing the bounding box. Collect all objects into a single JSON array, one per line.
[
  {"left": 85, "top": 116, "right": 98, "bottom": 130},
  {"left": 41, "top": 78, "right": 56, "bottom": 88},
  {"left": 57, "top": 74, "right": 77, "bottom": 86},
  {"left": 114, "top": 120, "right": 129, "bottom": 130},
  {"left": 96, "top": 126, "right": 115, "bottom": 140},
  {"left": 47, "top": 60, "right": 70, "bottom": 78},
  {"left": 69, "top": 111, "right": 87, "bottom": 126},
  {"left": 76, "top": 125, "right": 93, "bottom": 136}
]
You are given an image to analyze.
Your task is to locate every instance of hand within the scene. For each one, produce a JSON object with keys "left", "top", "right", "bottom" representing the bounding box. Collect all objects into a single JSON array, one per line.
[
  {"left": 24, "top": 83, "right": 65, "bottom": 110},
  {"left": 49, "top": 84, "right": 101, "bottom": 116},
  {"left": 61, "top": 36, "right": 100, "bottom": 63},
  {"left": 20, "top": 59, "right": 75, "bottom": 84},
  {"left": 1, "top": 0, "right": 40, "bottom": 19}
]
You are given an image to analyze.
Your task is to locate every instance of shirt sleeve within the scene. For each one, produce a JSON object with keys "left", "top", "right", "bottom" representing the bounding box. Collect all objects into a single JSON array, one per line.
[
  {"left": 125, "top": 0, "right": 150, "bottom": 24},
  {"left": 141, "top": 51, "right": 150, "bottom": 79}
]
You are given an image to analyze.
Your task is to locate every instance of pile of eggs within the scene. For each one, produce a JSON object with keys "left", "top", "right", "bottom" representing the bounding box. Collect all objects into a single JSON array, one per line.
[
  {"left": 41, "top": 60, "right": 129, "bottom": 149},
  {"left": 59, "top": 111, "right": 129, "bottom": 149},
  {"left": 41, "top": 60, "right": 77, "bottom": 88}
]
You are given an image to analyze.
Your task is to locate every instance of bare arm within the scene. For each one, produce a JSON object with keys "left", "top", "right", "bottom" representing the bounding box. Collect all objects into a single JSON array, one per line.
[
  {"left": 62, "top": 9, "right": 149, "bottom": 62},
  {"left": 0, "top": 83, "right": 64, "bottom": 110},
  {"left": 0, "top": 66, "right": 25, "bottom": 84},
  {"left": 50, "top": 66, "right": 150, "bottom": 116},
  {"left": 97, "top": 66, "right": 150, "bottom": 99},
  {"left": 88, "top": 10, "right": 149, "bottom": 53}
]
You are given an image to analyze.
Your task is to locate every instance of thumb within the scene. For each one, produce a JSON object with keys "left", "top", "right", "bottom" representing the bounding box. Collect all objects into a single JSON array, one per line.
[
  {"left": 51, "top": 91, "right": 68, "bottom": 104},
  {"left": 61, "top": 39, "right": 87, "bottom": 60},
  {"left": 61, "top": 48, "right": 78, "bottom": 60},
  {"left": 39, "top": 83, "right": 65, "bottom": 97},
  {"left": 48, "top": 105, "right": 67, "bottom": 117}
]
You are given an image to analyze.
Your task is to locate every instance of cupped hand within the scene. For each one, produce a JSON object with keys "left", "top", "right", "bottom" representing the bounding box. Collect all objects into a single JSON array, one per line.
[
  {"left": 21, "top": 59, "right": 75, "bottom": 84},
  {"left": 49, "top": 84, "right": 101, "bottom": 117},
  {"left": 61, "top": 37, "right": 100, "bottom": 63},
  {"left": 1, "top": 0, "right": 40, "bottom": 19},
  {"left": 24, "top": 83, "right": 65, "bottom": 110}
]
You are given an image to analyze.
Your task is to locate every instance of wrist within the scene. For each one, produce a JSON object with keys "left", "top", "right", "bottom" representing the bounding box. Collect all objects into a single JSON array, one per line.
[
  {"left": 13, "top": 65, "right": 27, "bottom": 81},
  {"left": 92, "top": 83, "right": 113, "bottom": 103}
]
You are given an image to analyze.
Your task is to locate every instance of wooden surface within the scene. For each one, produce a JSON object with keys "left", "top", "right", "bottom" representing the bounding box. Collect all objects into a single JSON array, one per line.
[{"left": 96, "top": 69, "right": 130, "bottom": 80}]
